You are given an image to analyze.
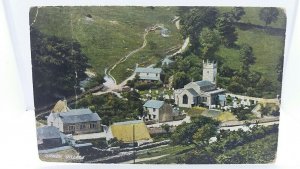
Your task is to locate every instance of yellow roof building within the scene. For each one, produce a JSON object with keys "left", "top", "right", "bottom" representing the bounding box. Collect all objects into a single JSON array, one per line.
[
  {"left": 52, "top": 99, "right": 70, "bottom": 113},
  {"left": 108, "top": 120, "right": 151, "bottom": 143}
]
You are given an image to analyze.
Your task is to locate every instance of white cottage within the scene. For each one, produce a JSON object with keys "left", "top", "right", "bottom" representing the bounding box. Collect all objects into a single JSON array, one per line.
[
  {"left": 142, "top": 100, "right": 173, "bottom": 123},
  {"left": 47, "top": 100, "right": 102, "bottom": 135},
  {"left": 134, "top": 67, "right": 162, "bottom": 81}
]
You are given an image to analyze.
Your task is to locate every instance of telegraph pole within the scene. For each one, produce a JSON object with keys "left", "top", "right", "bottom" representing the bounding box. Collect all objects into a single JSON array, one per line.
[{"left": 133, "top": 124, "right": 136, "bottom": 164}]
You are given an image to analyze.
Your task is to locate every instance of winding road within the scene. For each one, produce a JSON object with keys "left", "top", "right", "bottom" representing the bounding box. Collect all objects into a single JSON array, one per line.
[
  {"left": 104, "top": 28, "right": 150, "bottom": 88},
  {"left": 30, "top": 7, "right": 40, "bottom": 27},
  {"left": 102, "top": 19, "right": 189, "bottom": 91},
  {"left": 98, "top": 17, "right": 190, "bottom": 97}
]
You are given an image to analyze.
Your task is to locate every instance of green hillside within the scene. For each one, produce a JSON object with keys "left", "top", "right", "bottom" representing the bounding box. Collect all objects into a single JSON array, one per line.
[
  {"left": 29, "top": 6, "right": 181, "bottom": 78},
  {"left": 217, "top": 7, "right": 286, "bottom": 94},
  {"left": 30, "top": 7, "right": 286, "bottom": 90}
]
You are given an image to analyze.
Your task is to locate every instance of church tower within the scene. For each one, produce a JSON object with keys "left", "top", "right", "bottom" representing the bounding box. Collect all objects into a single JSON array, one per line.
[{"left": 202, "top": 60, "right": 217, "bottom": 84}]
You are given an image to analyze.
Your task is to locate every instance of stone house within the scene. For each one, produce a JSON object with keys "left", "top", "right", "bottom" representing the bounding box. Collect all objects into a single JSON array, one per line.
[
  {"left": 37, "top": 126, "right": 66, "bottom": 150},
  {"left": 142, "top": 100, "right": 174, "bottom": 123},
  {"left": 47, "top": 108, "right": 102, "bottom": 135},
  {"left": 134, "top": 67, "right": 162, "bottom": 81}
]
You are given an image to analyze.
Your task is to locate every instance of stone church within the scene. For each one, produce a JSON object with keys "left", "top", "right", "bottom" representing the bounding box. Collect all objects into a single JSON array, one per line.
[{"left": 174, "top": 60, "right": 225, "bottom": 108}]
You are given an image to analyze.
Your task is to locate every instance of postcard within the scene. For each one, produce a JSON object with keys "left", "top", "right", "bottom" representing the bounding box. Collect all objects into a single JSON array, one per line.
[{"left": 31, "top": 6, "right": 285, "bottom": 164}]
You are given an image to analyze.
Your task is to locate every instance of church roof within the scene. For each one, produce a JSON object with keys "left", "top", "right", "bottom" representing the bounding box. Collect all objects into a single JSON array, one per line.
[
  {"left": 205, "top": 88, "right": 225, "bottom": 95},
  {"left": 187, "top": 88, "right": 199, "bottom": 96},
  {"left": 143, "top": 100, "right": 165, "bottom": 109},
  {"left": 194, "top": 80, "right": 214, "bottom": 87}
]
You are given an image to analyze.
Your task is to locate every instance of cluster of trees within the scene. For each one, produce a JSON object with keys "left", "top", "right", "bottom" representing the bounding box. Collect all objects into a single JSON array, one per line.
[
  {"left": 179, "top": 7, "right": 245, "bottom": 57},
  {"left": 218, "top": 43, "right": 276, "bottom": 97},
  {"left": 173, "top": 122, "right": 279, "bottom": 164},
  {"left": 216, "top": 133, "right": 277, "bottom": 164},
  {"left": 161, "top": 54, "right": 203, "bottom": 89},
  {"left": 171, "top": 116, "right": 220, "bottom": 146},
  {"left": 126, "top": 75, "right": 163, "bottom": 90},
  {"left": 175, "top": 7, "right": 283, "bottom": 98},
  {"left": 83, "top": 75, "right": 105, "bottom": 90},
  {"left": 31, "top": 27, "right": 90, "bottom": 108},
  {"left": 231, "top": 105, "right": 256, "bottom": 120},
  {"left": 260, "top": 104, "right": 280, "bottom": 117},
  {"left": 77, "top": 91, "right": 143, "bottom": 125}
]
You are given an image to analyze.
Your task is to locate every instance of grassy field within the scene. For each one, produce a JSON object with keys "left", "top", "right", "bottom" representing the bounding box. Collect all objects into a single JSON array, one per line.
[
  {"left": 216, "top": 133, "right": 278, "bottom": 163},
  {"left": 30, "top": 6, "right": 181, "bottom": 77},
  {"left": 240, "top": 8, "right": 286, "bottom": 29},
  {"left": 217, "top": 28, "right": 285, "bottom": 90},
  {"left": 136, "top": 144, "right": 194, "bottom": 164},
  {"left": 216, "top": 111, "right": 237, "bottom": 122},
  {"left": 111, "top": 29, "right": 182, "bottom": 83},
  {"left": 217, "top": 7, "right": 286, "bottom": 94},
  {"left": 30, "top": 7, "right": 286, "bottom": 89},
  {"left": 185, "top": 106, "right": 207, "bottom": 117}
]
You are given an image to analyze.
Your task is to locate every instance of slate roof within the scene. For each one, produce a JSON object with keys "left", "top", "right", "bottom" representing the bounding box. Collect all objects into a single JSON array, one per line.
[
  {"left": 194, "top": 80, "right": 214, "bottom": 87},
  {"left": 187, "top": 88, "right": 199, "bottom": 96},
  {"left": 37, "top": 126, "right": 61, "bottom": 140},
  {"left": 135, "top": 67, "right": 162, "bottom": 74},
  {"left": 59, "top": 108, "right": 101, "bottom": 124},
  {"left": 113, "top": 120, "right": 144, "bottom": 125},
  {"left": 143, "top": 100, "right": 165, "bottom": 109},
  {"left": 206, "top": 88, "right": 225, "bottom": 95},
  {"left": 139, "top": 76, "right": 161, "bottom": 81}
]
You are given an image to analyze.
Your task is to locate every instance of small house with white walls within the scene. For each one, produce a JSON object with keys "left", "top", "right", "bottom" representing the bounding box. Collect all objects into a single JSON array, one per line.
[
  {"left": 143, "top": 100, "right": 173, "bottom": 123},
  {"left": 47, "top": 100, "right": 102, "bottom": 135},
  {"left": 134, "top": 67, "right": 162, "bottom": 81}
]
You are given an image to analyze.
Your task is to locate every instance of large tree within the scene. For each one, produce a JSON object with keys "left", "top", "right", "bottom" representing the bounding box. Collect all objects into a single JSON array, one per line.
[
  {"left": 259, "top": 7, "right": 279, "bottom": 26},
  {"left": 172, "top": 72, "right": 191, "bottom": 89},
  {"left": 231, "top": 7, "right": 246, "bottom": 22},
  {"left": 180, "top": 7, "right": 219, "bottom": 54},
  {"left": 30, "top": 27, "right": 89, "bottom": 107},
  {"left": 215, "top": 13, "right": 238, "bottom": 47},
  {"left": 239, "top": 43, "right": 255, "bottom": 71},
  {"left": 199, "top": 28, "right": 221, "bottom": 60}
]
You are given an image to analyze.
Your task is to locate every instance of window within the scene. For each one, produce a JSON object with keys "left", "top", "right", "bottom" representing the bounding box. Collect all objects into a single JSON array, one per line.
[
  {"left": 202, "top": 97, "right": 207, "bottom": 102},
  {"left": 90, "top": 123, "right": 96, "bottom": 129},
  {"left": 153, "top": 115, "right": 156, "bottom": 119},
  {"left": 80, "top": 124, "right": 86, "bottom": 129},
  {"left": 156, "top": 73, "right": 158, "bottom": 76},
  {"left": 183, "top": 94, "right": 188, "bottom": 104},
  {"left": 147, "top": 73, "right": 149, "bottom": 75},
  {"left": 153, "top": 108, "right": 156, "bottom": 112},
  {"left": 68, "top": 125, "right": 75, "bottom": 131}
]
